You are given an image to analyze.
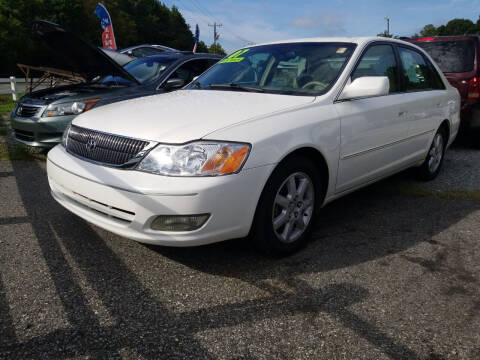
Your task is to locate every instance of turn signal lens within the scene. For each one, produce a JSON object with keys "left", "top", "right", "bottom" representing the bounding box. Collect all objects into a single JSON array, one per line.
[
  {"left": 219, "top": 146, "right": 249, "bottom": 174},
  {"left": 84, "top": 98, "right": 101, "bottom": 112},
  {"left": 150, "top": 214, "right": 210, "bottom": 231}
]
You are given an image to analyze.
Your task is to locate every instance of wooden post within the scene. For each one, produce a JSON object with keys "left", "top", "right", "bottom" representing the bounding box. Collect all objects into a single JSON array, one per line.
[{"left": 9, "top": 76, "right": 17, "bottom": 101}]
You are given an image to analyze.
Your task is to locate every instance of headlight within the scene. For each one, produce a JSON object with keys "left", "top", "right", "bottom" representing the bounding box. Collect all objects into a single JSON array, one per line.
[
  {"left": 137, "top": 141, "right": 251, "bottom": 176},
  {"left": 43, "top": 98, "right": 100, "bottom": 117},
  {"left": 61, "top": 124, "right": 71, "bottom": 147}
]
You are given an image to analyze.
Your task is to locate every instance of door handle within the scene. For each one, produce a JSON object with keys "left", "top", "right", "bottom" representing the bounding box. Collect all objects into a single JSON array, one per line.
[{"left": 398, "top": 111, "right": 408, "bottom": 117}]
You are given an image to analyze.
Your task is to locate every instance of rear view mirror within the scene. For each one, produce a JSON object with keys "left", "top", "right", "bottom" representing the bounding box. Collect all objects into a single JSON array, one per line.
[
  {"left": 164, "top": 78, "right": 186, "bottom": 90},
  {"left": 339, "top": 76, "right": 389, "bottom": 100}
]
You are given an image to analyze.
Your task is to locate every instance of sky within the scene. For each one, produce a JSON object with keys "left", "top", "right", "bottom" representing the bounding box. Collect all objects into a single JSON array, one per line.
[{"left": 160, "top": 0, "right": 480, "bottom": 52}]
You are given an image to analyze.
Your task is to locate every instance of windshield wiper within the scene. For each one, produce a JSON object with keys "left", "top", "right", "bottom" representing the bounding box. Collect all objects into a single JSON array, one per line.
[
  {"left": 209, "top": 83, "right": 264, "bottom": 93},
  {"left": 191, "top": 80, "right": 203, "bottom": 89}
]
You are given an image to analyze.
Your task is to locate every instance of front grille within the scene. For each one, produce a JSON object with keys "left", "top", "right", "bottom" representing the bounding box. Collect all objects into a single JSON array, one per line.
[
  {"left": 16, "top": 104, "right": 42, "bottom": 117},
  {"left": 14, "top": 129, "right": 35, "bottom": 141},
  {"left": 66, "top": 125, "right": 150, "bottom": 167}
]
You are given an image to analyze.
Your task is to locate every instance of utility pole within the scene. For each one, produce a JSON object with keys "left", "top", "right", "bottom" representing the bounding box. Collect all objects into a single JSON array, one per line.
[
  {"left": 208, "top": 22, "right": 222, "bottom": 54},
  {"left": 384, "top": 15, "right": 390, "bottom": 37}
]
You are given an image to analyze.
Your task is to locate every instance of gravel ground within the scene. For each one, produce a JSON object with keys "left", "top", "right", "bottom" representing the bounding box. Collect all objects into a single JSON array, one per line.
[{"left": 0, "top": 144, "right": 479, "bottom": 359}]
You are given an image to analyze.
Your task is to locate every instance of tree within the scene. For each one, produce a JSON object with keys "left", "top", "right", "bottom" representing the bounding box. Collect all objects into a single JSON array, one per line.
[
  {"left": 420, "top": 24, "right": 437, "bottom": 37},
  {"left": 195, "top": 40, "right": 209, "bottom": 53},
  {"left": 415, "top": 18, "right": 480, "bottom": 38},
  {"left": 208, "top": 42, "right": 226, "bottom": 56},
  {"left": 440, "top": 18, "right": 476, "bottom": 35},
  {"left": 0, "top": 0, "right": 201, "bottom": 76}
]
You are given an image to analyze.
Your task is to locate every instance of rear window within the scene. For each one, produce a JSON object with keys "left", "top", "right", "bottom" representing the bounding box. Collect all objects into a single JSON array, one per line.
[{"left": 416, "top": 40, "right": 475, "bottom": 73}]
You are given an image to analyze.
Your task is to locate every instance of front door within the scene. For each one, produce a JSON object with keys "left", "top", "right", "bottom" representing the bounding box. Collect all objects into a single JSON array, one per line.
[{"left": 334, "top": 43, "right": 410, "bottom": 193}]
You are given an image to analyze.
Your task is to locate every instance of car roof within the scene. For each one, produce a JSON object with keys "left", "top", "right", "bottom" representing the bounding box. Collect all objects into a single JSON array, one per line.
[
  {"left": 120, "top": 44, "right": 179, "bottom": 52},
  {"left": 245, "top": 36, "right": 416, "bottom": 48},
  {"left": 127, "top": 53, "right": 222, "bottom": 62},
  {"left": 410, "top": 35, "right": 480, "bottom": 42}
]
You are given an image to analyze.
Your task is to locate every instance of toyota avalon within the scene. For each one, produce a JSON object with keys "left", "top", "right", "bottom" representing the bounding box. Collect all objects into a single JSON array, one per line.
[{"left": 47, "top": 37, "right": 460, "bottom": 255}]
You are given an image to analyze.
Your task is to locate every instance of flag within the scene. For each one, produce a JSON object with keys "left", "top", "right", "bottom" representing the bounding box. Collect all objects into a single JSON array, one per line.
[
  {"left": 94, "top": 3, "right": 117, "bottom": 50},
  {"left": 193, "top": 24, "right": 200, "bottom": 53}
]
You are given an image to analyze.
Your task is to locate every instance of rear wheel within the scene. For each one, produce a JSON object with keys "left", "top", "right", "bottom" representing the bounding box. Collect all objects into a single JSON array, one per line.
[
  {"left": 417, "top": 128, "right": 447, "bottom": 181},
  {"left": 252, "top": 156, "right": 323, "bottom": 256}
]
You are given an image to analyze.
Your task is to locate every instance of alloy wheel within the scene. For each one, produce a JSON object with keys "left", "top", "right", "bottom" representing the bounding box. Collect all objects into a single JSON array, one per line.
[
  {"left": 272, "top": 172, "right": 315, "bottom": 244},
  {"left": 428, "top": 133, "right": 444, "bottom": 173}
]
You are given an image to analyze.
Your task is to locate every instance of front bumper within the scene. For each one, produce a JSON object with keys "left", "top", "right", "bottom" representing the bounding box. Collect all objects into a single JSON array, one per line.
[
  {"left": 10, "top": 112, "right": 73, "bottom": 148},
  {"left": 47, "top": 145, "right": 274, "bottom": 246}
]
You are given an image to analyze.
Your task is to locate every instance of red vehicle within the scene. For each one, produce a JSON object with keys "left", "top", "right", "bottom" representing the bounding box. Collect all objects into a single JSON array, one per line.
[{"left": 410, "top": 35, "right": 480, "bottom": 145}]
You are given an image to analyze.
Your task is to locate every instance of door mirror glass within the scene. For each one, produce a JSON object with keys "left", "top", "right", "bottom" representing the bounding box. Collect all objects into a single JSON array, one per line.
[
  {"left": 339, "top": 76, "right": 389, "bottom": 100},
  {"left": 164, "top": 78, "right": 186, "bottom": 90}
]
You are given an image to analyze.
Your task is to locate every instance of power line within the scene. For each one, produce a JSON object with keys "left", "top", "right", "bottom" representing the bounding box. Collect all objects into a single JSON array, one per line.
[{"left": 184, "top": 0, "right": 254, "bottom": 46}]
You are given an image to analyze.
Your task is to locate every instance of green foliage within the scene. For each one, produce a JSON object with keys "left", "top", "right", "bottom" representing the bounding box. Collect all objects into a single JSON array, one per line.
[
  {"left": 420, "top": 24, "right": 437, "bottom": 37},
  {"left": 0, "top": 94, "right": 17, "bottom": 118},
  {"left": 0, "top": 0, "right": 201, "bottom": 76},
  {"left": 196, "top": 40, "right": 209, "bottom": 53},
  {"left": 208, "top": 42, "right": 226, "bottom": 56},
  {"left": 417, "top": 18, "right": 480, "bottom": 37}
]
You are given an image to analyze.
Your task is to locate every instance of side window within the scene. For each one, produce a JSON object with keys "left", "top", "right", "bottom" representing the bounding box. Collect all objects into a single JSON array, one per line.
[
  {"left": 426, "top": 58, "right": 446, "bottom": 90},
  {"left": 351, "top": 44, "right": 399, "bottom": 93},
  {"left": 169, "top": 59, "right": 212, "bottom": 84},
  {"left": 398, "top": 47, "right": 434, "bottom": 91},
  {"left": 131, "top": 47, "right": 165, "bottom": 58}
]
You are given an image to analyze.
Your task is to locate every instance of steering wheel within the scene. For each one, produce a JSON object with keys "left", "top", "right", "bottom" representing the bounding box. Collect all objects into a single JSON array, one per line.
[{"left": 301, "top": 81, "right": 327, "bottom": 90}]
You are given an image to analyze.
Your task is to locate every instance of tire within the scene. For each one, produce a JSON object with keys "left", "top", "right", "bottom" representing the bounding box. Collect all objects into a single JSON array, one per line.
[
  {"left": 251, "top": 156, "right": 323, "bottom": 256},
  {"left": 417, "top": 127, "right": 447, "bottom": 181}
]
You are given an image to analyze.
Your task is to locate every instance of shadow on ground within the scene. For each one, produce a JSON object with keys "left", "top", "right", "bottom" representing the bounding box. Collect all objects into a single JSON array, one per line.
[{"left": 1, "top": 156, "right": 479, "bottom": 359}]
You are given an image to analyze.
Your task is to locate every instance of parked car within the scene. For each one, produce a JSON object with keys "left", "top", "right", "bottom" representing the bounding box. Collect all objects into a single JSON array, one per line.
[
  {"left": 119, "top": 44, "right": 179, "bottom": 58},
  {"left": 47, "top": 38, "right": 460, "bottom": 255},
  {"left": 410, "top": 36, "right": 480, "bottom": 145},
  {"left": 100, "top": 48, "right": 135, "bottom": 66},
  {"left": 11, "top": 20, "right": 220, "bottom": 148}
]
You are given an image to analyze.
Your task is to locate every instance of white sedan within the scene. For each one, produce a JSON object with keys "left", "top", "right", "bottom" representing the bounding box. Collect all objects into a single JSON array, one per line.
[{"left": 47, "top": 37, "right": 460, "bottom": 255}]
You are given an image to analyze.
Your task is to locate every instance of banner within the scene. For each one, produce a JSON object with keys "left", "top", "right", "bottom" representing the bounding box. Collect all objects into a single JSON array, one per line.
[
  {"left": 94, "top": 3, "right": 117, "bottom": 50},
  {"left": 193, "top": 24, "right": 200, "bottom": 53}
]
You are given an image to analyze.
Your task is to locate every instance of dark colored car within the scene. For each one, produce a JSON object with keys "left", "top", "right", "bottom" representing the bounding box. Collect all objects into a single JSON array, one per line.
[
  {"left": 119, "top": 44, "right": 179, "bottom": 58},
  {"left": 410, "top": 36, "right": 480, "bottom": 143},
  {"left": 11, "top": 20, "right": 221, "bottom": 149}
]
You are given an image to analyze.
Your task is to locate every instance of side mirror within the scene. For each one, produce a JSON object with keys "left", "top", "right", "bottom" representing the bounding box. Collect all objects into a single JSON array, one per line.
[
  {"left": 339, "top": 76, "right": 389, "bottom": 100},
  {"left": 164, "top": 78, "right": 186, "bottom": 90}
]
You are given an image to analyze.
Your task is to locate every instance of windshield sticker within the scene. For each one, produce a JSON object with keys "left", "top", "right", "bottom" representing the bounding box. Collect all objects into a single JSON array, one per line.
[
  {"left": 336, "top": 47, "right": 347, "bottom": 54},
  {"left": 219, "top": 49, "right": 250, "bottom": 64}
]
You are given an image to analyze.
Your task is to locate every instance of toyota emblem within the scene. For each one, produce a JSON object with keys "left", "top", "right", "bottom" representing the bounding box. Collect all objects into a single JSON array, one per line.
[{"left": 86, "top": 138, "right": 96, "bottom": 151}]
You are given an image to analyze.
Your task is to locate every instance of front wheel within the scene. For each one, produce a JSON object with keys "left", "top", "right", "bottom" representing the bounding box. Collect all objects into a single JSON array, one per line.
[
  {"left": 417, "top": 128, "right": 447, "bottom": 181},
  {"left": 252, "top": 156, "right": 323, "bottom": 256}
]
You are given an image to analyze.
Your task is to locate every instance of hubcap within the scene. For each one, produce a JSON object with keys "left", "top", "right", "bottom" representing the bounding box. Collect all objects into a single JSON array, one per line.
[
  {"left": 272, "top": 172, "right": 315, "bottom": 244},
  {"left": 428, "top": 133, "right": 444, "bottom": 173}
]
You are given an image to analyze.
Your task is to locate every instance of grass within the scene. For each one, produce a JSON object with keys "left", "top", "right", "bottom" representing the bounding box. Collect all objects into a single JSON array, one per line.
[
  {"left": 0, "top": 94, "right": 18, "bottom": 117},
  {"left": 0, "top": 93, "right": 46, "bottom": 161}
]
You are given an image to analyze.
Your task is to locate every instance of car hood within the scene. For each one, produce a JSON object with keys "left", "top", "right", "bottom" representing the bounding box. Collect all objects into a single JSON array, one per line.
[
  {"left": 32, "top": 20, "right": 139, "bottom": 84},
  {"left": 73, "top": 90, "right": 315, "bottom": 143},
  {"left": 19, "top": 83, "right": 145, "bottom": 106}
]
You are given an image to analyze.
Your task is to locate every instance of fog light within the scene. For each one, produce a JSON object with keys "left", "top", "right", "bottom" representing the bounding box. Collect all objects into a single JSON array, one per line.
[{"left": 150, "top": 214, "right": 210, "bottom": 231}]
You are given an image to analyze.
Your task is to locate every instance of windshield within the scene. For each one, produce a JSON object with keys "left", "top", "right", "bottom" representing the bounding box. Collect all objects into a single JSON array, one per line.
[
  {"left": 188, "top": 42, "right": 356, "bottom": 95},
  {"left": 416, "top": 40, "right": 475, "bottom": 73},
  {"left": 97, "top": 57, "right": 176, "bottom": 85}
]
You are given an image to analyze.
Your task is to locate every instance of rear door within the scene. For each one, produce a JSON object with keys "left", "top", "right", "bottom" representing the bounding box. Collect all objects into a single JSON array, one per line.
[{"left": 396, "top": 46, "right": 448, "bottom": 155}]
